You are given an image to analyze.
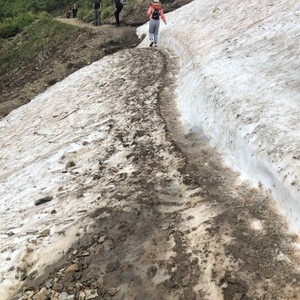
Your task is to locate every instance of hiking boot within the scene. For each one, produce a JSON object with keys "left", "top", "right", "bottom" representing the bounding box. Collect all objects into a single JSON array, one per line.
[{"left": 154, "top": 43, "right": 158, "bottom": 47}]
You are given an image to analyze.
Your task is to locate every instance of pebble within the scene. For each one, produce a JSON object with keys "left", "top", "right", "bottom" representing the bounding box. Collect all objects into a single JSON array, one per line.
[
  {"left": 77, "top": 250, "right": 90, "bottom": 257},
  {"left": 85, "top": 289, "right": 98, "bottom": 300},
  {"left": 107, "top": 287, "right": 118, "bottom": 296},
  {"left": 64, "top": 263, "right": 79, "bottom": 275},
  {"left": 36, "top": 288, "right": 48, "bottom": 300},
  {"left": 78, "top": 291, "right": 86, "bottom": 300},
  {"left": 34, "top": 196, "right": 53, "bottom": 206},
  {"left": 182, "top": 275, "right": 190, "bottom": 287},
  {"left": 66, "top": 161, "right": 76, "bottom": 168},
  {"left": 98, "top": 236, "right": 106, "bottom": 244},
  {"left": 39, "top": 229, "right": 50, "bottom": 237}
]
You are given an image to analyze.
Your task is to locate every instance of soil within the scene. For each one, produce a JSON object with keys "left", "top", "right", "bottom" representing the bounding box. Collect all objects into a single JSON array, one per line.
[{"left": 3, "top": 8, "right": 300, "bottom": 300}]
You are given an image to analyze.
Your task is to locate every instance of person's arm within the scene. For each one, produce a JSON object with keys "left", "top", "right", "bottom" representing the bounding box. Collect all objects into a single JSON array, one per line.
[
  {"left": 160, "top": 9, "right": 167, "bottom": 25},
  {"left": 147, "top": 6, "right": 153, "bottom": 18}
]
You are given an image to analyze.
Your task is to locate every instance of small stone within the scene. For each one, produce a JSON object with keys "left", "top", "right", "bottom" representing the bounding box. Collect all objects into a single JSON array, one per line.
[
  {"left": 98, "top": 236, "right": 106, "bottom": 244},
  {"left": 34, "top": 196, "right": 53, "bottom": 206},
  {"left": 66, "top": 161, "right": 76, "bottom": 168},
  {"left": 77, "top": 250, "right": 89, "bottom": 257},
  {"left": 147, "top": 265, "right": 157, "bottom": 278},
  {"left": 85, "top": 289, "right": 98, "bottom": 300},
  {"left": 64, "top": 263, "right": 79, "bottom": 275},
  {"left": 107, "top": 287, "right": 118, "bottom": 296},
  {"left": 182, "top": 275, "right": 190, "bottom": 287},
  {"left": 45, "top": 281, "right": 52, "bottom": 289},
  {"left": 59, "top": 292, "right": 69, "bottom": 300},
  {"left": 51, "top": 292, "right": 60, "bottom": 300},
  {"left": 78, "top": 291, "right": 86, "bottom": 300},
  {"left": 39, "top": 229, "right": 50, "bottom": 237},
  {"left": 21, "top": 291, "right": 34, "bottom": 299},
  {"left": 36, "top": 287, "right": 48, "bottom": 300}
]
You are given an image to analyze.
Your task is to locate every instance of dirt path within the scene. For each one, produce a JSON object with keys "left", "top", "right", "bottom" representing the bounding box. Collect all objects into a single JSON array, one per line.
[{"left": 8, "top": 46, "right": 300, "bottom": 300}]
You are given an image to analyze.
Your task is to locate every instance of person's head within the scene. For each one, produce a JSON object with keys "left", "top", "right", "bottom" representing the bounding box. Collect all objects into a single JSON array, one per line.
[{"left": 153, "top": 0, "right": 161, "bottom": 4}]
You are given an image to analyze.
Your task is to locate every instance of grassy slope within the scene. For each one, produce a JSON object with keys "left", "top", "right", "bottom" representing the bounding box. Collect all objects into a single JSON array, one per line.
[{"left": 0, "top": 16, "right": 85, "bottom": 76}]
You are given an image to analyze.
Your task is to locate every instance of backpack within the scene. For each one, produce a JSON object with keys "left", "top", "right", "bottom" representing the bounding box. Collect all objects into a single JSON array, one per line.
[
  {"left": 94, "top": 0, "right": 100, "bottom": 9},
  {"left": 152, "top": 8, "right": 160, "bottom": 20}
]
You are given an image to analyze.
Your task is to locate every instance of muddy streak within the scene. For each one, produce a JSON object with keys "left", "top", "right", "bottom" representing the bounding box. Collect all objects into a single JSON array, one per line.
[{"left": 159, "top": 48, "right": 300, "bottom": 299}]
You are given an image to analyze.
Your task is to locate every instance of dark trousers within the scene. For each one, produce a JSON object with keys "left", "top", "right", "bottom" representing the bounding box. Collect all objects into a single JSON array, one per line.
[
  {"left": 114, "top": 3, "right": 123, "bottom": 25},
  {"left": 94, "top": 9, "right": 100, "bottom": 25}
]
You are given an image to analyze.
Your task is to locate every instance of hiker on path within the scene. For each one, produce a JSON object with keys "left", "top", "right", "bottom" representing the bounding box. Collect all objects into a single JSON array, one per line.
[
  {"left": 114, "top": 0, "right": 124, "bottom": 27},
  {"left": 72, "top": 4, "right": 78, "bottom": 18},
  {"left": 93, "top": 0, "right": 102, "bottom": 25},
  {"left": 65, "top": 8, "right": 71, "bottom": 18},
  {"left": 147, "top": 0, "right": 167, "bottom": 47}
]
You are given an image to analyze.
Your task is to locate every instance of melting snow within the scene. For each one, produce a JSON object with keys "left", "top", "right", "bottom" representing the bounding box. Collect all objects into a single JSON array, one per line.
[
  {"left": 138, "top": 0, "right": 300, "bottom": 230},
  {"left": 1, "top": 0, "right": 300, "bottom": 297}
]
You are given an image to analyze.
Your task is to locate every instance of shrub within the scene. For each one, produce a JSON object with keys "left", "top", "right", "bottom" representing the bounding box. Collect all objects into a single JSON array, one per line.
[{"left": 0, "top": 13, "right": 36, "bottom": 38}]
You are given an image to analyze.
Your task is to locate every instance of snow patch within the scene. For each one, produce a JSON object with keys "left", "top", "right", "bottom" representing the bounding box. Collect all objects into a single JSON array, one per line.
[{"left": 138, "top": 0, "right": 300, "bottom": 232}]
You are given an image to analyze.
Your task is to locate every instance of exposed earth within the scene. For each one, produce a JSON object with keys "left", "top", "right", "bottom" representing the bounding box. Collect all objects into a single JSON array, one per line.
[{"left": 2, "top": 8, "right": 300, "bottom": 300}]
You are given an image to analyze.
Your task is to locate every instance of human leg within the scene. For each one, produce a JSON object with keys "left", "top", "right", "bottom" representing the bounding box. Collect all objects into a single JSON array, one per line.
[
  {"left": 153, "top": 20, "right": 160, "bottom": 45},
  {"left": 148, "top": 20, "right": 156, "bottom": 46},
  {"left": 94, "top": 9, "right": 100, "bottom": 25},
  {"left": 114, "top": 3, "right": 123, "bottom": 25}
]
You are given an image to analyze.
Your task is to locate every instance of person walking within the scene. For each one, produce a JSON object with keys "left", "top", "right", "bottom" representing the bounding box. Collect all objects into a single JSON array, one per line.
[
  {"left": 72, "top": 4, "right": 78, "bottom": 18},
  {"left": 147, "top": 0, "right": 167, "bottom": 47},
  {"left": 93, "top": 0, "right": 102, "bottom": 26},
  {"left": 114, "top": 0, "right": 123, "bottom": 27}
]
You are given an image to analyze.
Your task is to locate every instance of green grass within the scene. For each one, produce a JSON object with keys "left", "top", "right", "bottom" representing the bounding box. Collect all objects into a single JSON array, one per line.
[
  {"left": 0, "top": 14, "right": 85, "bottom": 76},
  {"left": 0, "top": 0, "right": 123, "bottom": 24},
  {"left": 0, "top": 13, "right": 36, "bottom": 38}
]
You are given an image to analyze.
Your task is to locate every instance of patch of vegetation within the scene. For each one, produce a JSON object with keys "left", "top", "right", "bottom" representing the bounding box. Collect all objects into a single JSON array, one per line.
[
  {"left": 0, "top": 0, "right": 119, "bottom": 21},
  {"left": 0, "top": 0, "right": 70, "bottom": 19},
  {"left": 0, "top": 14, "right": 85, "bottom": 76},
  {"left": 0, "top": 13, "right": 36, "bottom": 38}
]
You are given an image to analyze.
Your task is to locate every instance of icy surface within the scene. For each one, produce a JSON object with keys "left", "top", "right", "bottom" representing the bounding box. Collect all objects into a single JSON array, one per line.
[
  {"left": 138, "top": 0, "right": 300, "bottom": 230},
  {"left": 0, "top": 55, "right": 135, "bottom": 298}
]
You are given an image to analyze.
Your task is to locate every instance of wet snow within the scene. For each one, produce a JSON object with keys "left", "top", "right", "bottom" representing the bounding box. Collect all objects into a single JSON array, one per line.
[
  {"left": 138, "top": 0, "right": 300, "bottom": 230},
  {"left": 1, "top": 0, "right": 300, "bottom": 297}
]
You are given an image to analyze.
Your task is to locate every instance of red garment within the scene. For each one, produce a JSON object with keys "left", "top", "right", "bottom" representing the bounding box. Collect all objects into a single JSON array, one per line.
[{"left": 147, "top": 3, "right": 167, "bottom": 24}]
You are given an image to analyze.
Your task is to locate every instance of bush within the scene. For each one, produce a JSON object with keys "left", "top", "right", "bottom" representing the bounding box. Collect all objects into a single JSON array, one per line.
[
  {"left": 78, "top": 9, "right": 94, "bottom": 23},
  {"left": 0, "top": 13, "right": 36, "bottom": 38},
  {"left": 101, "top": 6, "right": 115, "bottom": 20}
]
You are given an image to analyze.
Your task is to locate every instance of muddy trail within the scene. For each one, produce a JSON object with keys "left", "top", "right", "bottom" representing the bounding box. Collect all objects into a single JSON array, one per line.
[{"left": 7, "top": 45, "right": 300, "bottom": 300}]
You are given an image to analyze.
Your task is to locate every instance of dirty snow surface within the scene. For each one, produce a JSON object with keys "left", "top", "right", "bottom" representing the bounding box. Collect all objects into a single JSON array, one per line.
[
  {"left": 139, "top": 0, "right": 300, "bottom": 231},
  {"left": 1, "top": 0, "right": 300, "bottom": 299}
]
